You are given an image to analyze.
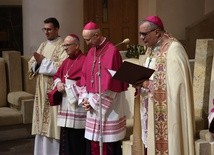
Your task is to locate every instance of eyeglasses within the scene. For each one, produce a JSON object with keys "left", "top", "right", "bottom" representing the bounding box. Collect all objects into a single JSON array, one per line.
[
  {"left": 139, "top": 29, "right": 156, "bottom": 38},
  {"left": 42, "top": 28, "right": 53, "bottom": 32},
  {"left": 62, "top": 43, "right": 76, "bottom": 48},
  {"left": 84, "top": 34, "right": 96, "bottom": 42}
]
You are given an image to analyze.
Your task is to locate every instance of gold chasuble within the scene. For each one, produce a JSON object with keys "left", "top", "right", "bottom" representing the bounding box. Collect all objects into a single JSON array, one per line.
[
  {"left": 142, "top": 37, "right": 195, "bottom": 155},
  {"left": 28, "top": 38, "right": 67, "bottom": 140}
]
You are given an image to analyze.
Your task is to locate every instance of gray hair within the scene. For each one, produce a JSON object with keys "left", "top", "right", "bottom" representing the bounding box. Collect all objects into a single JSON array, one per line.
[
  {"left": 73, "top": 37, "right": 80, "bottom": 45},
  {"left": 140, "top": 20, "right": 164, "bottom": 31}
]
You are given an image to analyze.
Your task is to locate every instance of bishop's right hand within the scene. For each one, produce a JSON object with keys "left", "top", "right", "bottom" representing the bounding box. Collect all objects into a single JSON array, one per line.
[
  {"left": 133, "top": 79, "right": 150, "bottom": 96},
  {"left": 133, "top": 79, "right": 149, "bottom": 88}
]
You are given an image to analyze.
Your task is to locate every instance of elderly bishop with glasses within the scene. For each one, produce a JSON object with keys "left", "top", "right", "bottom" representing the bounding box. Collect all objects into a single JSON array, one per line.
[
  {"left": 134, "top": 16, "right": 195, "bottom": 155},
  {"left": 53, "top": 34, "right": 87, "bottom": 155}
]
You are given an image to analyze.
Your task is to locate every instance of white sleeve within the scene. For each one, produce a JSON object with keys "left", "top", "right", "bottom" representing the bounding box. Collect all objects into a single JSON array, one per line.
[
  {"left": 31, "top": 61, "right": 39, "bottom": 73},
  {"left": 53, "top": 78, "right": 62, "bottom": 88},
  {"left": 38, "top": 58, "right": 57, "bottom": 76},
  {"left": 88, "top": 90, "right": 116, "bottom": 115}
]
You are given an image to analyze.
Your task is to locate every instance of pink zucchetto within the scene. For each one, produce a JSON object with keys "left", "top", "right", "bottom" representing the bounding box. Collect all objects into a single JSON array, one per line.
[
  {"left": 145, "top": 16, "right": 164, "bottom": 30},
  {"left": 69, "top": 33, "right": 79, "bottom": 41},
  {"left": 83, "top": 21, "right": 99, "bottom": 30}
]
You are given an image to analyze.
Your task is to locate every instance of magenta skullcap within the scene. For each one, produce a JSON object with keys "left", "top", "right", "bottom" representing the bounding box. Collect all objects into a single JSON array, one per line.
[
  {"left": 69, "top": 33, "right": 79, "bottom": 41},
  {"left": 83, "top": 21, "right": 99, "bottom": 30},
  {"left": 145, "top": 16, "right": 164, "bottom": 30}
]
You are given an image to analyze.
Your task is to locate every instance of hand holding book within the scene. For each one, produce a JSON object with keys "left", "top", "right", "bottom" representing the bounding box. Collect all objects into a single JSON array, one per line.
[{"left": 110, "top": 61, "right": 155, "bottom": 85}]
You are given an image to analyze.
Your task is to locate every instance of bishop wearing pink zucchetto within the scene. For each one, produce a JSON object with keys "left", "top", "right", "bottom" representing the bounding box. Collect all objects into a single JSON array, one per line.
[
  {"left": 134, "top": 15, "right": 195, "bottom": 155},
  {"left": 78, "top": 21, "right": 129, "bottom": 155},
  {"left": 53, "top": 33, "right": 87, "bottom": 155}
]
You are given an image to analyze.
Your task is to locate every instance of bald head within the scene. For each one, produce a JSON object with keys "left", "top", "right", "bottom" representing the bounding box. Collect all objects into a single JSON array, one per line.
[
  {"left": 82, "top": 29, "right": 101, "bottom": 39},
  {"left": 82, "top": 23, "right": 103, "bottom": 47},
  {"left": 64, "top": 35, "right": 79, "bottom": 45}
]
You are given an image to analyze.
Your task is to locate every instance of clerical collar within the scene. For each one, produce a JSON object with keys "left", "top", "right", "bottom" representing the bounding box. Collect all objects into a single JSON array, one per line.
[
  {"left": 96, "top": 37, "right": 107, "bottom": 49},
  {"left": 153, "top": 32, "right": 172, "bottom": 50},
  {"left": 150, "top": 33, "right": 171, "bottom": 54},
  {"left": 69, "top": 50, "right": 81, "bottom": 59},
  {"left": 151, "top": 36, "right": 163, "bottom": 50}
]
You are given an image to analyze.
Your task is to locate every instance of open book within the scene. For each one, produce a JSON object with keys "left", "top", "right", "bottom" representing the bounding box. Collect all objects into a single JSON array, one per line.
[{"left": 108, "top": 61, "right": 155, "bottom": 85}]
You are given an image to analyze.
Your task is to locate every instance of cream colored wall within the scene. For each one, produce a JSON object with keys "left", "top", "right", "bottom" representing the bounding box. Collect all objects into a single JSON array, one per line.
[
  {"left": 138, "top": 0, "right": 205, "bottom": 41},
  {"left": 3, "top": 0, "right": 214, "bottom": 56},
  {"left": 205, "top": 0, "right": 214, "bottom": 14},
  {"left": 138, "top": 0, "right": 157, "bottom": 45},
  {"left": 157, "top": 0, "right": 204, "bottom": 40},
  {"left": 0, "top": 0, "right": 21, "bottom": 5},
  {"left": 22, "top": 0, "right": 83, "bottom": 56}
]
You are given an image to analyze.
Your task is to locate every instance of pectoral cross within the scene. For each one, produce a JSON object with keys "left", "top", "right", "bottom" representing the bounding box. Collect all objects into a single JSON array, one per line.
[
  {"left": 90, "top": 60, "right": 96, "bottom": 87},
  {"left": 64, "top": 72, "right": 69, "bottom": 79}
]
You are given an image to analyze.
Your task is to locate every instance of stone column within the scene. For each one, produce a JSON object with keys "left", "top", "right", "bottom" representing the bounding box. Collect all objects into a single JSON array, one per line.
[
  {"left": 209, "top": 52, "right": 214, "bottom": 113},
  {"left": 22, "top": 0, "right": 83, "bottom": 57},
  {"left": 193, "top": 39, "right": 214, "bottom": 131}
]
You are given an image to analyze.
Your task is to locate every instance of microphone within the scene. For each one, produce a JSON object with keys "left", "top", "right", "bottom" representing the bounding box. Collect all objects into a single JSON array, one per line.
[{"left": 116, "top": 38, "right": 130, "bottom": 46}]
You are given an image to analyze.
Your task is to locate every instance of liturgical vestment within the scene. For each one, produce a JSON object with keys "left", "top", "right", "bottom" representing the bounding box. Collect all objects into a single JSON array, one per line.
[
  {"left": 79, "top": 39, "right": 129, "bottom": 143},
  {"left": 53, "top": 51, "right": 87, "bottom": 155},
  {"left": 28, "top": 37, "right": 67, "bottom": 140},
  {"left": 54, "top": 51, "right": 86, "bottom": 128},
  {"left": 140, "top": 36, "right": 195, "bottom": 155}
]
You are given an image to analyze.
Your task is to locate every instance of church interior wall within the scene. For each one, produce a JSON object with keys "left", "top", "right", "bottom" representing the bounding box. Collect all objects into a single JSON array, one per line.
[
  {"left": 22, "top": 0, "right": 84, "bottom": 57},
  {"left": 156, "top": 0, "right": 204, "bottom": 41},
  {"left": 205, "top": 0, "right": 214, "bottom": 14},
  {"left": 1, "top": 0, "right": 214, "bottom": 57},
  {"left": 0, "top": 0, "right": 21, "bottom": 5}
]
